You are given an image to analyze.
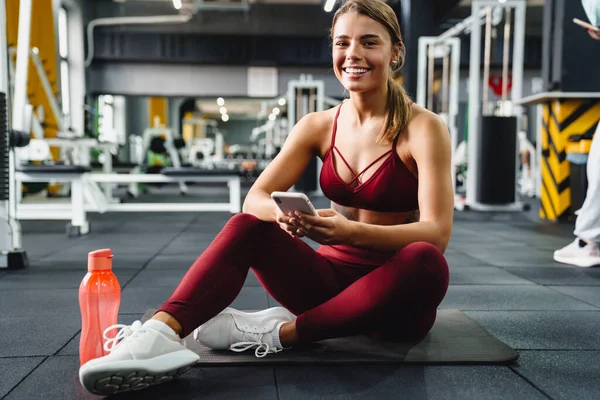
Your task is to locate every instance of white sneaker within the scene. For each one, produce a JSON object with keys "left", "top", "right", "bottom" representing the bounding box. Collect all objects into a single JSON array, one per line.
[
  {"left": 79, "top": 319, "right": 200, "bottom": 396},
  {"left": 193, "top": 307, "right": 296, "bottom": 358},
  {"left": 553, "top": 239, "right": 600, "bottom": 268}
]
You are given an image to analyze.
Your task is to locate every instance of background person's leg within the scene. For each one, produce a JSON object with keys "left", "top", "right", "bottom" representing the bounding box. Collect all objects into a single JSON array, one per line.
[
  {"left": 554, "top": 122, "right": 600, "bottom": 267},
  {"left": 574, "top": 121, "right": 600, "bottom": 243}
]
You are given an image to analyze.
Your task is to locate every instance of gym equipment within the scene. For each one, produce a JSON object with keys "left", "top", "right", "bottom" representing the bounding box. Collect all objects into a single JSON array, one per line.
[
  {"left": 0, "top": 0, "right": 31, "bottom": 269},
  {"left": 417, "top": 36, "right": 460, "bottom": 195},
  {"left": 286, "top": 74, "right": 340, "bottom": 195},
  {"left": 182, "top": 117, "right": 224, "bottom": 170},
  {"left": 142, "top": 308, "right": 518, "bottom": 365},
  {"left": 465, "top": 0, "right": 526, "bottom": 211},
  {"left": 419, "top": 1, "right": 526, "bottom": 212},
  {"left": 15, "top": 166, "right": 242, "bottom": 236}
]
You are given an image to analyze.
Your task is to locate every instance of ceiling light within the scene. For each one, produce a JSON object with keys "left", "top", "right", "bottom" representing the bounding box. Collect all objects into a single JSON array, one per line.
[
  {"left": 217, "top": 97, "right": 225, "bottom": 106},
  {"left": 222, "top": 114, "right": 229, "bottom": 122},
  {"left": 324, "top": 0, "right": 336, "bottom": 13},
  {"left": 273, "top": 107, "right": 280, "bottom": 115},
  {"left": 278, "top": 98, "right": 286, "bottom": 106},
  {"left": 219, "top": 107, "right": 227, "bottom": 115},
  {"left": 173, "top": 0, "right": 182, "bottom": 10},
  {"left": 269, "top": 114, "right": 276, "bottom": 121}
]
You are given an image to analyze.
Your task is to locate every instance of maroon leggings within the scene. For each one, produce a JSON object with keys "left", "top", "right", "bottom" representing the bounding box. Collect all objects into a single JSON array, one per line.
[{"left": 158, "top": 213, "right": 449, "bottom": 343}]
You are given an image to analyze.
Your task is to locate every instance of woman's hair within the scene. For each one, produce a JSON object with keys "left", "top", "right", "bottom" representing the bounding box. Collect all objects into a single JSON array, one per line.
[{"left": 331, "top": 0, "right": 412, "bottom": 144}]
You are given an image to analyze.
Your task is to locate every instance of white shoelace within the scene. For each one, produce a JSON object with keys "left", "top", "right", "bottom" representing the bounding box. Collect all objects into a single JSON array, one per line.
[
  {"left": 229, "top": 332, "right": 282, "bottom": 358},
  {"left": 102, "top": 321, "right": 143, "bottom": 352}
]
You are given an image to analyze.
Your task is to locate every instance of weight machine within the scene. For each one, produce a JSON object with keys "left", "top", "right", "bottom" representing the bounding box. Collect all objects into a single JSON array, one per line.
[
  {"left": 0, "top": 0, "right": 31, "bottom": 269},
  {"left": 419, "top": 0, "right": 527, "bottom": 212},
  {"left": 417, "top": 37, "right": 460, "bottom": 195},
  {"left": 181, "top": 117, "right": 224, "bottom": 169},
  {"left": 286, "top": 74, "right": 340, "bottom": 195}
]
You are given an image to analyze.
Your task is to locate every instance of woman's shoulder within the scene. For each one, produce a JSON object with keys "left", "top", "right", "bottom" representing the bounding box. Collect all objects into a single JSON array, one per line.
[
  {"left": 405, "top": 103, "right": 449, "bottom": 143},
  {"left": 293, "top": 107, "right": 339, "bottom": 138}
]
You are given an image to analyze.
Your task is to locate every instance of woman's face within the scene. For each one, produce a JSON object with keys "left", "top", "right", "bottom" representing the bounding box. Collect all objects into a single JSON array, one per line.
[{"left": 332, "top": 12, "right": 398, "bottom": 94}]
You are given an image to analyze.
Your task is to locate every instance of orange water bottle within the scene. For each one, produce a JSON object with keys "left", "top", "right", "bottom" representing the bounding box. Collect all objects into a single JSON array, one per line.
[{"left": 78, "top": 249, "right": 121, "bottom": 366}]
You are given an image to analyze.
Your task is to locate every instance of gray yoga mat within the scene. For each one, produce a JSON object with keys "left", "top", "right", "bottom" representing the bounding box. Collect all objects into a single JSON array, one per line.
[{"left": 141, "top": 309, "right": 518, "bottom": 365}]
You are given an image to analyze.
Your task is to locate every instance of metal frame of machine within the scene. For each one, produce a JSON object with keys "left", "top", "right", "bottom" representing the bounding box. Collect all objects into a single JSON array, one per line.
[{"left": 417, "top": 36, "right": 461, "bottom": 195}]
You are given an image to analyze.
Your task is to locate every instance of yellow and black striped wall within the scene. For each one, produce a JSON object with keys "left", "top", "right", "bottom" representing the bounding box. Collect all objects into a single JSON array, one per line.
[{"left": 540, "top": 99, "right": 600, "bottom": 221}]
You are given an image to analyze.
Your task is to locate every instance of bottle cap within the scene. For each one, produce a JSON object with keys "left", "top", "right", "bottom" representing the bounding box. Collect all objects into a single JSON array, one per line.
[{"left": 87, "top": 249, "right": 114, "bottom": 271}]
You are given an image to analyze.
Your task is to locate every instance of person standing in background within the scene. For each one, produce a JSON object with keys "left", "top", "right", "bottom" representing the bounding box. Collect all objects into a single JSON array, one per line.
[{"left": 553, "top": 0, "right": 600, "bottom": 267}]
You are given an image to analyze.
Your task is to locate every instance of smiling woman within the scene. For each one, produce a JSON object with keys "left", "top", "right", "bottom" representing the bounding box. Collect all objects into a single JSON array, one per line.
[
  {"left": 78, "top": 0, "right": 454, "bottom": 396},
  {"left": 330, "top": 0, "right": 412, "bottom": 145}
]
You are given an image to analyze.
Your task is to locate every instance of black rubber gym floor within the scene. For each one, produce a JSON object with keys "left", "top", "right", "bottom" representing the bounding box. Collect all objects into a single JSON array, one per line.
[{"left": 2, "top": 189, "right": 600, "bottom": 399}]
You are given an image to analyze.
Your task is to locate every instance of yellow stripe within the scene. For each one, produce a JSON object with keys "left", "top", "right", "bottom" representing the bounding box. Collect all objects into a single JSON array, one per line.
[
  {"left": 546, "top": 109, "right": 570, "bottom": 184},
  {"left": 8, "top": 0, "right": 60, "bottom": 160},
  {"left": 566, "top": 139, "right": 593, "bottom": 154},
  {"left": 540, "top": 105, "right": 571, "bottom": 221},
  {"left": 555, "top": 99, "right": 582, "bottom": 125},
  {"left": 149, "top": 98, "right": 168, "bottom": 127}
]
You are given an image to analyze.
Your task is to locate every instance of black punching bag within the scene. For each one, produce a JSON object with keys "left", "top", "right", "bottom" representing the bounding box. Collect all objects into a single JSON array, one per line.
[{"left": 476, "top": 115, "right": 518, "bottom": 204}]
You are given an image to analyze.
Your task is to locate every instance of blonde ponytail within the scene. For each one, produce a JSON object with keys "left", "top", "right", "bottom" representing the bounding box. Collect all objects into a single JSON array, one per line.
[{"left": 378, "top": 75, "right": 411, "bottom": 144}]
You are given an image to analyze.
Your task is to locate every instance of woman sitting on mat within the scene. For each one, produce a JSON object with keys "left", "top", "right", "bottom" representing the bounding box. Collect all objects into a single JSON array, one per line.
[{"left": 79, "top": 0, "right": 454, "bottom": 395}]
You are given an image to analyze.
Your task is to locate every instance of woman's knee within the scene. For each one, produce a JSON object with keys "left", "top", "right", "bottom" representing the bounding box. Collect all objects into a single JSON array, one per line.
[
  {"left": 391, "top": 242, "right": 449, "bottom": 289},
  {"left": 224, "top": 213, "right": 280, "bottom": 239}
]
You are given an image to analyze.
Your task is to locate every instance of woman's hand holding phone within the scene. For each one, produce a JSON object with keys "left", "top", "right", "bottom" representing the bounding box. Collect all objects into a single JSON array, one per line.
[{"left": 275, "top": 206, "right": 306, "bottom": 238}]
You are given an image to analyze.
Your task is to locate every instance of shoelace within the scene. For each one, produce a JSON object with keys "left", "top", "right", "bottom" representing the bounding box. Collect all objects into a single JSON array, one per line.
[
  {"left": 229, "top": 332, "right": 282, "bottom": 358},
  {"left": 102, "top": 321, "right": 143, "bottom": 352}
]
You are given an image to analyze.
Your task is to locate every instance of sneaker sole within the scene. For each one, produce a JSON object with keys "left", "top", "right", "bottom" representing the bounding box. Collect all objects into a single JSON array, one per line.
[
  {"left": 79, "top": 349, "right": 199, "bottom": 396},
  {"left": 553, "top": 254, "right": 600, "bottom": 268}
]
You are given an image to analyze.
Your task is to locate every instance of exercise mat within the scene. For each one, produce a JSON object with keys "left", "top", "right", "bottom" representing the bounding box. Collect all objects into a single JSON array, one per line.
[{"left": 141, "top": 309, "right": 518, "bottom": 365}]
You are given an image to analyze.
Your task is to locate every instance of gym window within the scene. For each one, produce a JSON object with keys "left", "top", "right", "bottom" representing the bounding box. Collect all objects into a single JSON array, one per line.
[{"left": 58, "top": 6, "right": 71, "bottom": 126}]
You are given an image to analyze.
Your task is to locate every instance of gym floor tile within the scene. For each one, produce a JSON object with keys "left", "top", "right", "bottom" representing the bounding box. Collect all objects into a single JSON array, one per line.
[
  {"left": 160, "top": 243, "right": 213, "bottom": 255},
  {"left": 128, "top": 267, "right": 260, "bottom": 288},
  {"left": 464, "top": 311, "right": 600, "bottom": 350},
  {"left": 0, "top": 289, "right": 81, "bottom": 316},
  {"left": 274, "top": 365, "right": 546, "bottom": 400},
  {"left": 119, "top": 286, "right": 269, "bottom": 314},
  {"left": 512, "top": 351, "right": 600, "bottom": 400},
  {"left": 38, "top": 250, "right": 155, "bottom": 264},
  {"left": 0, "top": 267, "right": 139, "bottom": 290},
  {"left": 0, "top": 357, "right": 45, "bottom": 398},
  {"left": 503, "top": 267, "right": 600, "bottom": 286},
  {"left": 550, "top": 286, "right": 600, "bottom": 308},
  {"left": 448, "top": 266, "right": 534, "bottom": 285},
  {"left": 443, "top": 251, "right": 493, "bottom": 268},
  {"left": 4, "top": 356, "right": 118, "bottom": 400},
  {"left": 457, "top": 245, "right": 559, "bottom": 267},
  {"left": 0, "top": 315, "right": 81, "bottom": 357},
  {"left": 440, "top": 285, "right": 599, "bottom": 311},
  {"left": 125, "top": 268, "right": 190, "bottom": 288},
  {"left": 144, "top": 254, "right": 202, "bottom": 270}
]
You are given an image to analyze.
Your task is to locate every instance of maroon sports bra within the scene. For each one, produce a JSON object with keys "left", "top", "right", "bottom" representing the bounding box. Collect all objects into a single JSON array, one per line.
[{"left": 319, "top": 103, "right": 419, "bottom": 213}]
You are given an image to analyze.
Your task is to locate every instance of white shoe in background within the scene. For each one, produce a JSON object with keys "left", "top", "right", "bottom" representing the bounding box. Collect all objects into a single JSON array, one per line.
[
  {"left": 194, "top": 307, "right": 296, "bottom": 358},
  {"left": 553, "top": 239, "right": 600, "bottom": 268},
  {"left": 79, "top": 319, "right": 199, "bottom": 396}
]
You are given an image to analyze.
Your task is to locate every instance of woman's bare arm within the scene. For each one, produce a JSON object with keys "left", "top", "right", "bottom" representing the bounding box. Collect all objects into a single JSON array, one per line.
[
  {"left": 242, "top": 112, "right": 326, "bottom": 222},
  {"left": 346, "top": 113, "right": 454, "bottom": 253}
]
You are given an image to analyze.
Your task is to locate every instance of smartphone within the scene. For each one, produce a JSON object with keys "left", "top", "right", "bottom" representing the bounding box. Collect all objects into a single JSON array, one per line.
[
  {"left": 271, "top": 191, "right": 318, "bottom": 216},
  {"left": 573, "top": 18, "right": 600, "bottom": 32}
]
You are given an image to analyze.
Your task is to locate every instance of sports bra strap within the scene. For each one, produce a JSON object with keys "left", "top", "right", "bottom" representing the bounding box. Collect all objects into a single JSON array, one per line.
[{"left": 329, "top": 103, "right": 343, "bottom": 150}]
